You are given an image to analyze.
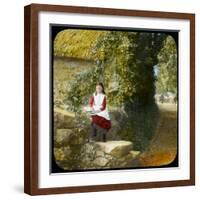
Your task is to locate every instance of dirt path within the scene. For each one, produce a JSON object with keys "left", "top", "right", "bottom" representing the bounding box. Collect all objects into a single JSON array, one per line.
[{"left": 138, "top": 103, "right": 178, "bottom": 167}]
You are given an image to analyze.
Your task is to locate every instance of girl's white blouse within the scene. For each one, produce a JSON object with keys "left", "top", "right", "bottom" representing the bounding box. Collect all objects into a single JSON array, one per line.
[{"left": 92, "top": 93, "right": 110, "bottom": 120}]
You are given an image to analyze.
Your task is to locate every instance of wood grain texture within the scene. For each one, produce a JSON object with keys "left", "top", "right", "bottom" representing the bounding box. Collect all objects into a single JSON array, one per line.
[{"left": 24, "top": 3, "right": 195, "bottom": 195}]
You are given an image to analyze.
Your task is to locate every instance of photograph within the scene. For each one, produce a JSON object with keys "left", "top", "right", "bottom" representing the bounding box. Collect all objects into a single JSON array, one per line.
[
  {"left": 52, "top": 26, "right": 178, "bottom": 172},
  {"left": 24, "top": 4, "right": 195, "bottom": 194}
]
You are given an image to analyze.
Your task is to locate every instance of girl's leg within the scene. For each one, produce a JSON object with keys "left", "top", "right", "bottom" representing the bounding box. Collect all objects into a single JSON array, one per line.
[
  {"left": 89, "top": 122, "right": 97, "bottom": 142},
  {"left": 102, "top": 129, "right": 107, "bottom": 142}
]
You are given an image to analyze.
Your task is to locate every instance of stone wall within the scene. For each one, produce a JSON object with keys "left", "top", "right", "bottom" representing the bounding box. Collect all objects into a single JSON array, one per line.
[
  {"left": 54, "top": 127, "right": 140, "bottom": 170},
  {"left": 80, "top": 141, "right": 140, "bottom": 169},
  {"left": 53, "top": 107, "right": 141, "bottom": 170}
]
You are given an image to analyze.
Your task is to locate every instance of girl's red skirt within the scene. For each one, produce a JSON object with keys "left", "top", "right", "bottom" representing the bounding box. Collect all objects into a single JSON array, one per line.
[{"left": 91, "top": 115, "right": 111, "bottom": 130}]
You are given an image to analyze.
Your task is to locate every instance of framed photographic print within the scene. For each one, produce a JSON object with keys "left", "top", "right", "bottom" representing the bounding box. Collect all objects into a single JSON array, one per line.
[{"left": 24, "top": 3, "right": 195, "bottom": 195}]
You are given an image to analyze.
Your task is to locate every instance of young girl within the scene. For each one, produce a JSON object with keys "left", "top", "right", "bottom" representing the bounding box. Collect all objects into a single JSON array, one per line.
[{"left": 88, "top": 82, "right": 111, "bottom": 142}]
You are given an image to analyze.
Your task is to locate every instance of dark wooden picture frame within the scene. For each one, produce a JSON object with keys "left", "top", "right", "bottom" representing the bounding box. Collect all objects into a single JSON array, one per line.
[{"left": 24, "top": 3, "right": 195, "bottom": 195}]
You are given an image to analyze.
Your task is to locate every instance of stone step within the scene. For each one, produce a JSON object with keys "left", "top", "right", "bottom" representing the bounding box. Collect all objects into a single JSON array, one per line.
[{"left": 95, "top": 140, "right": 133, "bottom": 157}]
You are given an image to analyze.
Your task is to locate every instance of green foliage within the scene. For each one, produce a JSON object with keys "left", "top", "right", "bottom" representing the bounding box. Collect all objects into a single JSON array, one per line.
[
  {"left": 65, "top": 65, "right": 101, "bottom": 113},
  {"left": 89, "top": 31, "right": 138, "bottom": 106},
  {"left": 63, "top": 31, "right": 167, "bottom": 111},
  {"left": 120, "top": 102, "right": 160, "bottom": 150},
  {"left": 156, "top": 35, "right": 178, "bottom": 94},
  {"left": 132, "top": 32, "right": 167, "bottom": 105}
]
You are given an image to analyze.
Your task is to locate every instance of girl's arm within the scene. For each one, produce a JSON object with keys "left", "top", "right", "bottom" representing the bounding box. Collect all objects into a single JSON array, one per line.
[{"left": 89, "top": 96, "right": 94, "bottom": 108}]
